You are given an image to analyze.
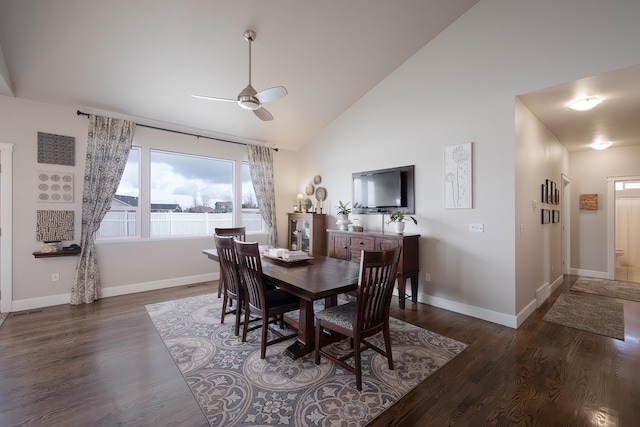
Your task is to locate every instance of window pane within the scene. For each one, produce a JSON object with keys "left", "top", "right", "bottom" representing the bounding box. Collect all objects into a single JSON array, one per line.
[
  {"left": 242, "top": 163, "right": 265, "bottom": 232},
  {"left": 150, "top": 150, "right": 233, "bottom": 236},
  {"left": 98, "top": 147, "right": 140, "bottom": 239}
]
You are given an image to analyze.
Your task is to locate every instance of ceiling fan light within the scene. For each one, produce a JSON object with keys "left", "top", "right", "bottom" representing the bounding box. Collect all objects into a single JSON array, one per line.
[
  {"left": 590, "top": 141, "right": 612, "bottom": 150},
  {"left": 569, "top": 97, "right": 602, "bottom": 111},
  {"left": 238, "top": 96, "right": 260, "bottom": 110}
]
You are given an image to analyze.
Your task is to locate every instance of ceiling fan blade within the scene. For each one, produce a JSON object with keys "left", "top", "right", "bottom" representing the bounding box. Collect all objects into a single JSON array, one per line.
[
  {"left": 255, "top": 86, "right": 288, "bottom": 103},
  {"left": 253, "top": 107, "right": 274, "bottom": 121},
  {"left": 191, "top": 94, "right": 236, "bottom": 103}
]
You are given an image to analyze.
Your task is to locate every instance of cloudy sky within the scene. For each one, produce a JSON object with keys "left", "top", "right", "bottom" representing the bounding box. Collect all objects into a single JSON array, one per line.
[{"left": 117, "top": 148, "right": 254, "bottom": 209}]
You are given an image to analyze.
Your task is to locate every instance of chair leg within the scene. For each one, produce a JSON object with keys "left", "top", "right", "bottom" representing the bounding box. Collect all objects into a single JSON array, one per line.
[
  {"left": 218, "top": 276, "right": 224, "bottom": 298},
  {"left": 383, "top": 324, "right": 394, "bottom": 370},
  {"left": 242, "top": 301, "right": 251, "bottom": 342},
  {"left": 234, "top": 297, "right": 242, "bottom": 336},
  {"left": 260, "top": 316, "right": 269, "bottom": 359},
  {"left": 314, "top": 320, "right": 322, "bottom": 365},
  {"left": 220, "top": 293, "right": 229, "bottom": 324},
  {"left": 354, "top": 335, "right": 362, "bottom": 391}
]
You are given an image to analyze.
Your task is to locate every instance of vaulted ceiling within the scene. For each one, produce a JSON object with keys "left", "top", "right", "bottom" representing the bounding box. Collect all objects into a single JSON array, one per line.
[
  {"left": 0, "top": 0, "right": 480, "bottom": 151},
  {"left": 1, "top": 1, "right": 638, "bottom": 153}
]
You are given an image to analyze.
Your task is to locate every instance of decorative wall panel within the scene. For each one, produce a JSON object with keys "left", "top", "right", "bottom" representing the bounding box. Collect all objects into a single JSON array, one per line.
[
  {"left": 37, "top": 171, "right": 74, "bottom": 202},
  {"left": 36, "top": 210, "right": 74, "bottom": 242},
  {"left": 37, "top": 132, "right": 75, "bottom": 166}
]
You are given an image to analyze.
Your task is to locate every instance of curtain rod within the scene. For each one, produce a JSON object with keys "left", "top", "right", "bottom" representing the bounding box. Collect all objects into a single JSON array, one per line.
[{"left": 76, "top": 110, "right": 277, "bottom": 151}]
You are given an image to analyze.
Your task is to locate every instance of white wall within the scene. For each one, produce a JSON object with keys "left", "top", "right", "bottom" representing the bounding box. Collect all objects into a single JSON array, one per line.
[
  {"left": 296, "top": 0, "right": 640, "bottom": 327},
  {"left": 514, "top": 99, "right": 568, "bottom": 316},
  {"left": 0, "top": 95, "right": 298, "bottom": 311},
  {"left": 569, "top": 145, "right": 640, "bottom": 276}
]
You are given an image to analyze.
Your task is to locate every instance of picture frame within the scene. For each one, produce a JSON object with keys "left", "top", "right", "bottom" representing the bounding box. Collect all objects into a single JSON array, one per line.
[
  {"left": 444, "top": 142, "right": 473, "bottom": 209},
  {"left": 541, "top": 209, "right": 550, "bottom": 224},
  {"left": 580, "top": 193, "right": 598, "bottom": 210}
]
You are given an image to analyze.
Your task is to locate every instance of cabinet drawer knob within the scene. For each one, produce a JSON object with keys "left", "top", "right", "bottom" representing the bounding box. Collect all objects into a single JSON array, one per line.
[
  {"left": 358, "top": 241, "right": 364, "bottom": 245},
  {"left": 343, "top": 246, "right": 348, "bottom": 249}
]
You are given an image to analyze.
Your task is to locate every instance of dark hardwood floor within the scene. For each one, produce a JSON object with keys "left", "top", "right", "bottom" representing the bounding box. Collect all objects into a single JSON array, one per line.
[{"left": 0, "top": 275, "right": 638, "bottom": 426}]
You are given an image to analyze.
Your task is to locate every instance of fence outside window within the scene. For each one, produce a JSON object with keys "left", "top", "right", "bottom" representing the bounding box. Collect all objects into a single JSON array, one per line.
[{"left": 97, "top": 210, "right": 264, "bottom": 239}]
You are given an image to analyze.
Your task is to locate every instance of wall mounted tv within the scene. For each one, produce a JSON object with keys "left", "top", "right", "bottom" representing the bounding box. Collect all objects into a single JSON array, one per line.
[{"left": 352, "top": 165, "right": 415, "bottom": 214}]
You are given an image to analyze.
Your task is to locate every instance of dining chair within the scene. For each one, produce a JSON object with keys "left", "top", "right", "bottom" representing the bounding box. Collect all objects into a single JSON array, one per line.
[
  {"left": 214, "top": 227, "right": 246, "bottom": 298},
  {"left": 314, "top": 247, "right": 402, "bottom": 391},
  {"left": 214, "top": 234, "right": 245, "bottom": 336},
  {"left": 234, "top": 240, "right": 301, "bottom": 359}
]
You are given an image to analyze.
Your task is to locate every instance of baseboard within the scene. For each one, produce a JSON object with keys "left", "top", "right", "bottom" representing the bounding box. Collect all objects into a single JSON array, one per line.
[
  {"left": 570, "top": 268, "right": 609, "bottom": 279},
  {"left": 11, "top": 293, "right": 71, "bottom": 312},
  {"left": 419, "top": 292, "right": 517, "bottom": 329},
  {"left": 516, "top": 298, "right": 537, "bottom": 328},
  {"left": 101, "top": 273, "right": 217, "bottom": 298},
  {"left": 10, "top": 273, "right": 219, "bottom": 312},
  {"left": 550, "top": 274, "right": 564, "bottom": 291},
  {"left": 535, "top": 282, "right": 551, "bottom": 308}
]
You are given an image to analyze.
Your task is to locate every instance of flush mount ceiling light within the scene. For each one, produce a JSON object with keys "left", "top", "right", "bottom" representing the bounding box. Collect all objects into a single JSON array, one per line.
[
  {"left": 590, "top": 141, "right": 612, "bottom": 150},
  {"left": 568, "top": 97, "right": 602, "bottom": 111}
]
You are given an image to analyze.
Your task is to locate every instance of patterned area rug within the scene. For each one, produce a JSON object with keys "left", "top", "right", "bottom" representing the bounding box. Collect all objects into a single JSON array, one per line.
[
  {"left": 571, "top": 276, "right": 640, "bottom": 302},
  {"left": 543, "top": 293, "right": 624, "bottom": 340},
  {"left": 146, "top": 293, "right": 467, "bottom": 426}
]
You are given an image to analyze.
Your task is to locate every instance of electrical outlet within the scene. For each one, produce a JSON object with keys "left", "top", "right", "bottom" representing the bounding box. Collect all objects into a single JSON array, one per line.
[
  {"left": 425, "top": 273, "right": 431, "bottom": 282},
  {"left": 469, "top": 223, "right": 484, "bottom": 233},
  {"left": 51, "top": 273, "right": 59, "bottom": 282}
]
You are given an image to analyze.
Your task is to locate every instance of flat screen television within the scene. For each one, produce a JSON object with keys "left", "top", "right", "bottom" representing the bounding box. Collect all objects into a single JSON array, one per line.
[{"left": 352, "top": 165, "right": 415, "bottom": 214}]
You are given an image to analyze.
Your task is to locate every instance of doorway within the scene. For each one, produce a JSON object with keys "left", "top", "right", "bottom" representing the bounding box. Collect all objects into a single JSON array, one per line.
[
  {"left": 615, "top": 179, "right": 640, "bottom": 283},
  {"left": 0, "top": 142, "right": 14, "bottom": 313}
]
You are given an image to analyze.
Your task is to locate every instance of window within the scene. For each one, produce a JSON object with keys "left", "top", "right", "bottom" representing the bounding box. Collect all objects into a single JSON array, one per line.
[
  {"left": 97, "top": 147, "right": 140, "bottom": 239},
  {"left": 241, "top": 162, "right": 265, "bottom": 232},
  {"left": 150, "top": 150, "right": 233, "bottom": 237},
  {"left": 98, "top": 144, "right": 265, "bottom": 240}
]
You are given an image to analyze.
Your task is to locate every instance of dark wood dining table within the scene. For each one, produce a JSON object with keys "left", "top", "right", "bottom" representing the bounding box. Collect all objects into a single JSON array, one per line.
[{"left": 202, "top": 249, "right": 361, "bottom": 359}]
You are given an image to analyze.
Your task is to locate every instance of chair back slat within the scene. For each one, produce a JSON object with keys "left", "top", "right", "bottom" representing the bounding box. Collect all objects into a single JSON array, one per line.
[
  {"left": 214, "top": 227, "right": 246, "bottom": 241},
  {"left": 356, "top": 247, "right": 402, "bottom": 332},
  {"left": 234, "top": 240, "right": 266, "bottom": 312},
  {"left": 214, "top": 235, "right": 241, "bottom": 298}
]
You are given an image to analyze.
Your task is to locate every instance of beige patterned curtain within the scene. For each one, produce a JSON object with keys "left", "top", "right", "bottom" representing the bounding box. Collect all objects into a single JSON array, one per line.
[
  {"left": 247, "top": 145, "right": 278, "bottom": 246},
  {"left": 71, "top": 115, "right": 135, "bottom": 304}
]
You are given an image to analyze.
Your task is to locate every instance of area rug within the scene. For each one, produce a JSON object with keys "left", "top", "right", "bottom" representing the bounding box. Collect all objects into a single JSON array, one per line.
[
  {"left": 571, "top": 276, "right": 640, "bottom": 302},
  {"left": 543, "top": 293, "right": 624, "bottom": 340},
  {"left": 146, "top": 293, "right": 467, "bottom": 426}
]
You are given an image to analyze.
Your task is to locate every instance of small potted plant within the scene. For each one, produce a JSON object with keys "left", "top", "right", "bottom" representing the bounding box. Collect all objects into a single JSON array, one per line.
[
  {"left": 336, "top": 201, "right": 351, "bottom": 230},
  {"left": 386, "top": 211, "right": 417, "bottom": 234},
  {"left": 336, "top": 201, "right": 351, "bottom": 219}
]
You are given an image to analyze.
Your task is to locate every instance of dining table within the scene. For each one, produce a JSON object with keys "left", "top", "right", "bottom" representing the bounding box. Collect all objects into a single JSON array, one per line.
[{"left": 202, "top": 248, "right": 361, "bottom": 359}]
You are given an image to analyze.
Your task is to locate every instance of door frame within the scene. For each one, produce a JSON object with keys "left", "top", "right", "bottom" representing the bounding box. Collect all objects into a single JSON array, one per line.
[
  {"left": 1, "top": 142, "right": 14, "bottom": 313},
  {"left": 607, "top": 175, "right": 640, "bottom": 280},
  {"left": 561, "top": 174, "right": 571, "bottom": 275}
]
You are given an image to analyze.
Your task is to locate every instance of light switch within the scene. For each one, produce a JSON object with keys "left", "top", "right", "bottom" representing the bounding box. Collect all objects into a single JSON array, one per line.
[{"left": 469, "top": 223, "right": 484, "bottom": 233}]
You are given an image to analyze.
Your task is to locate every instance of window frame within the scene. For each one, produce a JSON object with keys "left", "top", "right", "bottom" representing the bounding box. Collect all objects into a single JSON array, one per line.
[{"left": 97, "top": 144, "right": 266, "bottom": 242}]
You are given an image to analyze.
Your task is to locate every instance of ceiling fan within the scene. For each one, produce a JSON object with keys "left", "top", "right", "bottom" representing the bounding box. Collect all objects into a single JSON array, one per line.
[{"left": 192, "top": 30, "right": 287, "bottom": 121}]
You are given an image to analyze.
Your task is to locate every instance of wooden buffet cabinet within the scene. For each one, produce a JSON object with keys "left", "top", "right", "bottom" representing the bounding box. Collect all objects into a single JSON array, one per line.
[
  {"left": 327, "top": 229, "right": 420, "bottom": 309},
  {"left": 287, "top": 213, "right": 326, "bottom": 256}
]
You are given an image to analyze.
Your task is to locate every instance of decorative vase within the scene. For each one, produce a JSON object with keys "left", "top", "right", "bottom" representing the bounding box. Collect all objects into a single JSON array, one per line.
[
  {"left": 336, "top": 214, "right": 351, "bottom": 231},
  {"left": 393, "top": 221, "right": 405, "bottom": 234}
]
